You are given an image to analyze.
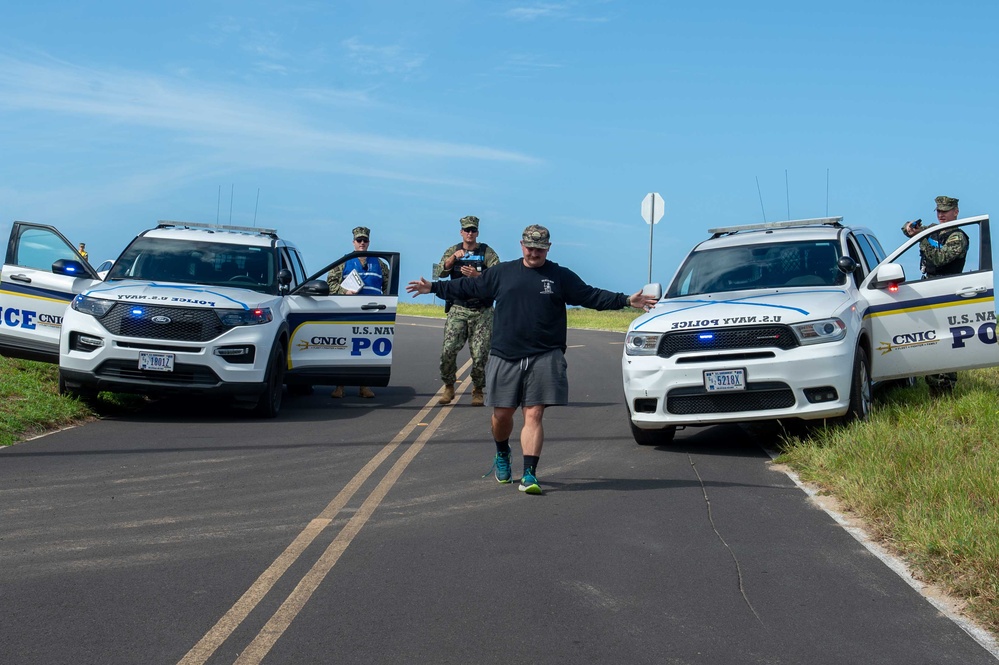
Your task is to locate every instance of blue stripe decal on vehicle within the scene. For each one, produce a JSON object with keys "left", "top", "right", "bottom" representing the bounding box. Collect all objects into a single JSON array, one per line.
[
  {"left": 0, "top": 282, "right": 75, "bottom": 302},
  {"left": 633, "top": 291, "right": 835, "bottom": 329},
  {"left": 863, "top": 291, "right": 994, "bottom": 320},
  {"left": 83, "top": 283, "right": 252, "bottom": 308}
]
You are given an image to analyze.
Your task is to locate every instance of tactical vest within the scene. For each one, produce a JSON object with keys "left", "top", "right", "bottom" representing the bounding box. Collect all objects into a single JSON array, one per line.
[
  {"left": 922, "top": 229, "right": 968, "bottom": 276},
  {"left": 343, "top": 257, "right": 383, "bottom": 295},
  {"left": 446, "top": 243, "right": 493, "bottom": 309}
]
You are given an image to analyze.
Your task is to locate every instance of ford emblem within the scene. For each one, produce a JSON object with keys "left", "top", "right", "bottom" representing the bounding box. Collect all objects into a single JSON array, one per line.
[{"left": 151, "top": 315, "right": 172, "bottom": 324}]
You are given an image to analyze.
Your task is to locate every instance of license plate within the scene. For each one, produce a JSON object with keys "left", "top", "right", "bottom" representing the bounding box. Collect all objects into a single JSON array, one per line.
[
  {"left": 139, "top": 352, "right": 175, "bottom": 372},
  {"left": 704, "top": 369, "right": 745, "bottom": 392}
]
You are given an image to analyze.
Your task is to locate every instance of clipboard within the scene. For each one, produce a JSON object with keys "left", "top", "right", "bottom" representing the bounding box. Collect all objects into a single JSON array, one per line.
[{"left": 342, "top": 269, "right": 364, "bottom": 293}]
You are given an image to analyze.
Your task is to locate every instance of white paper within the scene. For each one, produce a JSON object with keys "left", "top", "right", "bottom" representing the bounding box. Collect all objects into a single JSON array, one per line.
[{"left": 342, "top": 269, "right": 364, "bottom": 293}]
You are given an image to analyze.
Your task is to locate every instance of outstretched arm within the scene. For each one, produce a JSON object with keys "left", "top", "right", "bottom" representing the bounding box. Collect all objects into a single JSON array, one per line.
[{"left": 406, "top": 277, "right": 433, "bottom": 296}]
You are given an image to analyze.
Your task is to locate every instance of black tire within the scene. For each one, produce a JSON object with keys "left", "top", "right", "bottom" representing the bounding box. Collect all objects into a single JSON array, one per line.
[
  {"left": 840, "top": 345, "right": 872, "bottom": 424},
  {"left": 253, "top": 343, "right": 286, "bottom": 418},
  {"left": 58, "top": 370, "right": 97, "bottom": 402},
  {"left": 630, "top": 421, "right": 677, "bottom": 446}
]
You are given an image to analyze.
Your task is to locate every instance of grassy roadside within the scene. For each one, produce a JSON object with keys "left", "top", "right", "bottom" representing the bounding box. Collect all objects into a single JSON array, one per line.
[{"left": 1, "top": 302, "right": 996, "bottom": 638}]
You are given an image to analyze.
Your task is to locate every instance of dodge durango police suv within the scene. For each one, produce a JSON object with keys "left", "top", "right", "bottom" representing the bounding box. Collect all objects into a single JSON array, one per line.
[
  {"left": 622, "top": 215, "right": 998, "bottom": 444},
  {"left": 0, "top": 220, "right": 400, "bottom": 417}
]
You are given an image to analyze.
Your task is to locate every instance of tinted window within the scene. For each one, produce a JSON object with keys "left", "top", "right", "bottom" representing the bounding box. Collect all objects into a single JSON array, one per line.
[
  {"left": 107, "top": 237, "right": 278, "bottom": 293},
  {"left": 667, "top": 240, "right": 845, "bottom": 296},
  {"left": 854, "top": 234, "right": 883, "bottom": 273}
]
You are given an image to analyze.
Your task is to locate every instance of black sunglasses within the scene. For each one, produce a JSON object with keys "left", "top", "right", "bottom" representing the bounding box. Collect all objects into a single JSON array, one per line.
[
  {"left": 355, "top": 237, "right": 369, "bottom": 243},
  {"left": 462, "top": 227, "right": 478, "bottom": 233}
]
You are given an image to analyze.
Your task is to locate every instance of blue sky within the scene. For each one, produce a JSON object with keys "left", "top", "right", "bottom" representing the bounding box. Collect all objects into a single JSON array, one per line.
[{"left": 2, "top": 1, "right": 997, "bottom": 298}]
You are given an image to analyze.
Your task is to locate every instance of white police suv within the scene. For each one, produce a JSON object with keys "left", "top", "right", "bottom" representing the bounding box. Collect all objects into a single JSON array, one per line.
[
  {"left": 0, "top": 220, "right": 400, "bottom": 417},
  {"left": 623, "top": 215, "right": 998, "bottom": 444}
]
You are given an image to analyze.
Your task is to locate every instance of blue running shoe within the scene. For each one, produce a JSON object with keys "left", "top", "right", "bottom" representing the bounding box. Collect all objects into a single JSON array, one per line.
[
  {"left": 494, "top": 452, "right": 512, "bottom": 484},
  {"left": 519, "top": 469, "right": 542, "bottom": 495}
]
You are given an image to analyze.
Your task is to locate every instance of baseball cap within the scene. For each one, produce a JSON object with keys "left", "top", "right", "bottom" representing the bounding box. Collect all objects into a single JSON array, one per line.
[
  {"left": 352, "top": 226, "right": 371, "bottom": 239},
  {"left": 935, "top": 196, "right": 959, "bottom": 212},
  {"left": 460, "top": 216, "right": 480, "bottom": 229},
  {"left": 522, "top": 224, "right": 551, "bottom": 249}
]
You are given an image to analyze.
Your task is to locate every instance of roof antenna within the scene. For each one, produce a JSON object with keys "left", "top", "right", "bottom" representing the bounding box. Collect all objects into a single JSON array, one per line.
[
  {"left": 755, "top": 176, "right": 767, "bottom": 222},
  {"left": 826, "top": 168, "right": 830, "bottom": 216},
  {"left": 785, "top": 169, "right": 790, "bottom": 220},
  {"left": 216, "top": 185, "right": 221, "bottom": 224},
  {"left": 253, "top": 188, "right": 260, "bottom": 227},
  {"left": 229, "top": 184, "right": 234, "bottom": 224}
]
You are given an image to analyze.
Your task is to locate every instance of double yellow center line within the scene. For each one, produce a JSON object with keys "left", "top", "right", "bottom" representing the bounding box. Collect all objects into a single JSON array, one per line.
[{"left": 179, "top": 360, "right": 473, "bottom": 665}]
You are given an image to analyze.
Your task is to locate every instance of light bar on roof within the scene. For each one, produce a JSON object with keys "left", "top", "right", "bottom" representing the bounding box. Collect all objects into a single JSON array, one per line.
[{"left": 708, "top": 217, "right": 844, "bottom": 236}]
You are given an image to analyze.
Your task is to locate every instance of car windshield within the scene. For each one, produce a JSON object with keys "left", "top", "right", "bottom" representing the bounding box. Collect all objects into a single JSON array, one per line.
[
  {"left": 106, "top": 237, "right": 277, "bottom": 293},
  {"left": 667, "top": 240, "right": 844, "bottom": 297}
]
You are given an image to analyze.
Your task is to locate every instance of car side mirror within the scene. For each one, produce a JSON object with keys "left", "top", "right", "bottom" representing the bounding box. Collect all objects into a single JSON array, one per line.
[
  {"left": 872, "top": 263, "right": 906, "bottom": 289},
  {"left": 837, "top": 256, "right": 858, "bottom": 274},
  {"left": 642, "top": 283, "right": 663, "bottom": 299},
  {"left": 298, "top": 279, "right": 330, "bottom": 296},
  {"left": 52, "top": 258, "right": 88, "bottom": 277}
]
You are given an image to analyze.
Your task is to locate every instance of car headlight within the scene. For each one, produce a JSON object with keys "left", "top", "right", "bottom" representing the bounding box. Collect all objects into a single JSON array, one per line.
[
  {"left": 71, "top": 294, "right": 115, "bottom": 317},
  {"left": 625, "top": 331, "right": 662, "bottom": 356},
  {"left": 790, "top": 318, "right": 847, "bottom": 345},
  {"left": 216, "top": 307, "right": 273, "bottom": 326}
]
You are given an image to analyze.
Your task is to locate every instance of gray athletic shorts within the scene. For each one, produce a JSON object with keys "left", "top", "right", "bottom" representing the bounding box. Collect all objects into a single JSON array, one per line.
[{"left": 485, "top": 349, "right": 568, "bottom": 408}]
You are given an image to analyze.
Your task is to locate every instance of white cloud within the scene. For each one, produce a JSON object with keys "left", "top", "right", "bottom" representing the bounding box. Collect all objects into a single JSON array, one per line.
[
  {"left": 0, "top": 54, "right": 536, "bottom": 167},
  {"left": 505, "top": 3, "right": 570, "bottom": 21},
  {"left": 341, "top": 37, "right": 426, "bottom": 76},
  {"left": 504, "top": 1, "right": 611, "bottom": 23}
]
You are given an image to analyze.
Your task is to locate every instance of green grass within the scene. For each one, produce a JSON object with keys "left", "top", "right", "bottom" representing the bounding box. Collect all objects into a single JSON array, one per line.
[
  {"left": 0, "top": 355, "right": 92, "bottom": 446},
  {"left": 2, "top": 303, "right": 996, "bottom": 638}
]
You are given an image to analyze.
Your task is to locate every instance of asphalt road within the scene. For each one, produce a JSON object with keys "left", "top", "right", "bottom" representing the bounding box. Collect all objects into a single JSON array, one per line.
[{"left": 1, "top": 315, "right": 996, "bottom": 664}]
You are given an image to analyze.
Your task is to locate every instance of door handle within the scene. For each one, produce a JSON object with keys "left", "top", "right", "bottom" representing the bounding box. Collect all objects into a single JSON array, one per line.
[
  {"left": 10, "top": 274, "right": 32, "bottom": 283},
  {"left": 956, "top": 285, "right": 986, "bottom": 297},
  {"left": 361, "top": 303, "right": 387, "bottom": 310}
]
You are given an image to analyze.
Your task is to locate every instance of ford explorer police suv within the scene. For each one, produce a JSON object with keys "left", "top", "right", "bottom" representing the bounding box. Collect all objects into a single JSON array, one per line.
[
  {"left": 622, "top": 215, "right": 998, "bottom": 444},
  {"left": 0, "top": 220, "right": 400, "bottom": 417}
]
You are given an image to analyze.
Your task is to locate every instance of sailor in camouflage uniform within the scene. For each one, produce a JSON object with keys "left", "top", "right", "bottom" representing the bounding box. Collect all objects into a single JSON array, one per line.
[
  {"left": 902, "top": 195, "right": 968, "bottom": 395},
  {"left": 436, "top": 215, "right": 500, "bottom": 406}
]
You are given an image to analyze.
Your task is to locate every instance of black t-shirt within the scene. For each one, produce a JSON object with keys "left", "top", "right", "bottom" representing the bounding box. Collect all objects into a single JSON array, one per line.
[{"left": 432, "top": 259, "right": 629, "bottom": 359}]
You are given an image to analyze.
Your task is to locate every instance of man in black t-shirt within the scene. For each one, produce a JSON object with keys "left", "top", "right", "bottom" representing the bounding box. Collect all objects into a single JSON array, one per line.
[{"left": 408, "top": 225, "right": 657, "bottom": 495}]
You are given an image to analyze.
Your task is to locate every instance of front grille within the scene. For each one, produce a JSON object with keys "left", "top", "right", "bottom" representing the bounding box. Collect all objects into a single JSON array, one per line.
[
  {"left": 659, "top": 325, "right": 798, "bottom": 358},
  {"left": 95, "top": 360, "right": 222, "bottom": 386},
  {"left": 667, "top": 382, "right": 795, "bottom": 414},
  {"left": 98, "top": 304, "right": 231, "bottom": 342}
]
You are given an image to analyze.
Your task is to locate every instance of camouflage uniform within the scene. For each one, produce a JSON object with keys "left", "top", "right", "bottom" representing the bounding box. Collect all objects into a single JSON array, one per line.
[
  {"left": 440, "top": 306, "right": 495, "bottom": 388},
  {"left": 438, "top": 216, "right": 501, "bottom": 390},
  {"left": 920, "top": 196, "right": 967, "bottom": 394}
]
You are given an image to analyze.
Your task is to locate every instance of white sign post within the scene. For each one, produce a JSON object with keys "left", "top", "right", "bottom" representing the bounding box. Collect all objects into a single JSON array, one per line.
[{"left": 641, "top": 192, "right": 665, "bottom": 282}]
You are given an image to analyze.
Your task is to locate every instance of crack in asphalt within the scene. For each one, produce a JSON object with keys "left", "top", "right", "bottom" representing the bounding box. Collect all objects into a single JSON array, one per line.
[{"left": 688, "top": 453, "right": 767, "bottom": 629}]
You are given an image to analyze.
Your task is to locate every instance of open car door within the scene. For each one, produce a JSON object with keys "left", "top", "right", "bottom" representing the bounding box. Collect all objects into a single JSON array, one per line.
[
  {"left": 284, "top": 251, "right": 400, "bottom": 388},
  {"left": 863, "top": 215, "right": 998, "bottom": 380},
  {"left": 0, "top": 222, "right": 102, "bottom": 362}
]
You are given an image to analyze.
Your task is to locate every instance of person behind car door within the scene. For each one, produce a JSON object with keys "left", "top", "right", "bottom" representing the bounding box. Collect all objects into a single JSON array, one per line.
[
  {"left": 326, "top": 226, "right": 389, "bottom": 399},
  {"left": 901, "top": 195, "right": 969, "bottom": 395},
  {"left": 435, "top": 215, "right": 500, "bottom": 407}
]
